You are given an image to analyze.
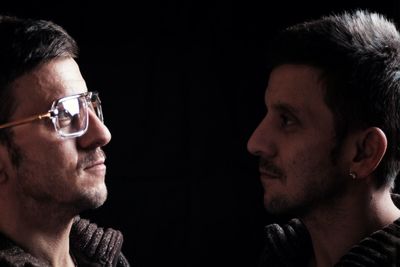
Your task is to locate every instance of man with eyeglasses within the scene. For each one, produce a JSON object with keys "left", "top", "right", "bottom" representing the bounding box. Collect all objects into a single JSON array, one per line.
[{"left": 0, "top": 16, "right": 130, "bottom": 266}]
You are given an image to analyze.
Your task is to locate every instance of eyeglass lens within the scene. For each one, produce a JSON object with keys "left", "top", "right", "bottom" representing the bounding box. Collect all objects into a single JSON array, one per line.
[
  {"left": 89, "top": 93, "right": 103, "bottom": 123},
  {"left": 54, "top": 92, "right": 103, "bottom": 137},
  {"left": 55, "top": 95, "right": 88, "bottom": 137}
]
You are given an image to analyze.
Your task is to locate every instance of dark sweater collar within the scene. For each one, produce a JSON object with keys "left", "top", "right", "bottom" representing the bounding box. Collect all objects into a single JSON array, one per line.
[
  {"left": 70, "top": 216, "right": 124, "bottom": 267},
  {"left": 0, "top": 217, "right": 124, "bottom": 267},
  {"left": 260, "top": 218, "right": 312, "bottom": 266},
  {"left": 335, "top": 217, "right": 400, "bottom": 266},
  {"left": 260, "top": 194, "right": 400, "bottom": 267}
]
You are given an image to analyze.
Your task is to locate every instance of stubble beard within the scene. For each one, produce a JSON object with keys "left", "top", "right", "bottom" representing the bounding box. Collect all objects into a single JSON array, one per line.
[
  {"left": 13, "top": 147, "right": 108, "bottom": 219},
  {"left": 70, "top": 184, "right": 108, "bottom": 212},
  {"left": 16, "top": 168, "right": 108, "bottom": 218},
  {"left": 262, "top": 146, "right": 348, "bottom": 219},
  {"left": 265, "top": 169, "right": 347, "bottom": 219}
]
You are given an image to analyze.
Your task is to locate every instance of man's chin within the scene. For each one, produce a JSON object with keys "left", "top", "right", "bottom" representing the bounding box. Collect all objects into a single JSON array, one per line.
[
  {"left": 74, "top": 187, "right": 108, "bottom": 211},
  {"left": 265, "top": 196, "right": 294, "bottom": 216},
  {"left": 265, "top": 197, "right": 312, "bottom": 220}
]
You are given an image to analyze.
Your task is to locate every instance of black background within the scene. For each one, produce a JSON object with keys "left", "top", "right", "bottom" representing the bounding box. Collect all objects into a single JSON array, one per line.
[{"left": 1, "top": 1, "right": 400, "bottom": 267}]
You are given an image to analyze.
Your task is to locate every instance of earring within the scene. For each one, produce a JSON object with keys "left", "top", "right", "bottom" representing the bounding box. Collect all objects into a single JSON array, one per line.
[{"left": 349, "top": 171, "right": 357, "bottom": 179}]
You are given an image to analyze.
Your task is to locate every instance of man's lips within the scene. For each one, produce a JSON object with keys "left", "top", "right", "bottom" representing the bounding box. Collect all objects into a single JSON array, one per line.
[
  {"left": 84, "top": 159, "right": 105, "bottom": 170},
  {"left": 259, "top": 158, "right": 283, "bottom": 179},
  {"left": 79, "top": 149, "right": 107, "bottom": 170},
  {"left": 259, "top": 169, "right": 281, "bottom": 179}
]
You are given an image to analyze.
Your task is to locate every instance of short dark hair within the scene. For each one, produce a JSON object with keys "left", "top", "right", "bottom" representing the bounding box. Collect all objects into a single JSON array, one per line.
[
  {"left": 268, "top": 10, "right": 400, "bottom": 188},
  {"left": 0, "top": 15, "right": 78, "bottom": 153}
]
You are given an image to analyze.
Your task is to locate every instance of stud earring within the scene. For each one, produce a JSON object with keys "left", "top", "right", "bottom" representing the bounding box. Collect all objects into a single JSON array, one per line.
[{"left": 349, "top": 171, "right": 357, "bottom": 179}]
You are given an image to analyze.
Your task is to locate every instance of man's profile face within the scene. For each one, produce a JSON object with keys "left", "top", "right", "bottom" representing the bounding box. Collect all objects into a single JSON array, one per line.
[
  {"left": 247, "top": 64, "right": 350, "bottom": 217},
  {"left": 1, "top": 57, "right": 111, "bottom": 214}
]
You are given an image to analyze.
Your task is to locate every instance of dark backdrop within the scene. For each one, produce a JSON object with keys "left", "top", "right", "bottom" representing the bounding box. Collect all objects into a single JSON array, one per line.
[{"left": 1, "top": 1, "right": 400, "bottom": 267}]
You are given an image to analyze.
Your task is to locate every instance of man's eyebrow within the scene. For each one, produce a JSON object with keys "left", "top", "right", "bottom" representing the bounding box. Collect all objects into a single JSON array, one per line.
[{"left": 270, "top": 102, "right": 301, "bottom": 116}]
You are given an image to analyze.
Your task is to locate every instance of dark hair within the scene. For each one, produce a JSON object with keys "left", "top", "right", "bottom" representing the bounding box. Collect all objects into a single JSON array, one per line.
[
  {"left": 0, "top": 15, "right": 78, "bottom": 154},
  {"left": 268, "top": 10, "right": 400, "bottom": 188}
]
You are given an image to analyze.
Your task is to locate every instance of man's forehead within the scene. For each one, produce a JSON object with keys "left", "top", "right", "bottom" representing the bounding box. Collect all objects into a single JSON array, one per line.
[
  {"left": 10, "top": 58, "right": 87, "bottom": 116},
  {"left": 266, "top": 65, "right": 325, "bottom": 101},
  {"left": 265, "top": 64, "right": 331, "bottom": 119}
]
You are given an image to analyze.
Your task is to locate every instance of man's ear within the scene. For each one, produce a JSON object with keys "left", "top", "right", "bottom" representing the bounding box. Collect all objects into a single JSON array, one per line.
[{"left": 350, "top": 127, "right": 387, "bottom": 178}]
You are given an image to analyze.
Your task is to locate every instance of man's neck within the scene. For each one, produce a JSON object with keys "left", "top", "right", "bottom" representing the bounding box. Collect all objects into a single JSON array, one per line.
[
  {"left": 0, "top": 193, "right": 78, "bottom": 267},
  {"left": 24, "top": 223, "right": 76, "bottom": 267},
  {"left": 301, "top": 189, "right": 400, "bottom": 267}
]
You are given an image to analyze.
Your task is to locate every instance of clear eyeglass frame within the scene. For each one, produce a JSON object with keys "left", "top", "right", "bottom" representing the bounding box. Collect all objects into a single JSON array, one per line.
[{"left": 0, "top": 91, "right": 103, "bottom": 138}]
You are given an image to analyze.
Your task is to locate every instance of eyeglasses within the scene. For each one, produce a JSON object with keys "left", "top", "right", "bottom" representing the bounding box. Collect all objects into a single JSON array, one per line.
[{"left": 0, "top": 91, "right": 103, "bottom": 138}]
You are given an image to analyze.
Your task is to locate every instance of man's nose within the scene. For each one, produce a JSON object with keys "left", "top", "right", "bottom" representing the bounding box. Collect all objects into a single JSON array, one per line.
[
  {"left": 247, "top": 116, "right": 276, "bottom": 158},
  {"left": 77, "top": 110, "right": 112, "bottom": 149}
]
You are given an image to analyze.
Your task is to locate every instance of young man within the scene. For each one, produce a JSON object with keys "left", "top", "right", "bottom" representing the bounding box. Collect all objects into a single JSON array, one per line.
[
  {"left": 0, "top": 16, "right": 129, "bottom": 266},
  {"left": 247, "top": 10, "right": 400, "bottom": 266}
]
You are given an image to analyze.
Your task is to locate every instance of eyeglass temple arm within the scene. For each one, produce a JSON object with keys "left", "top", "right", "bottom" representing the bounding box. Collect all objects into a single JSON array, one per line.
[{"left": 0, "top": 113, "right": 51, "bottom": 130}]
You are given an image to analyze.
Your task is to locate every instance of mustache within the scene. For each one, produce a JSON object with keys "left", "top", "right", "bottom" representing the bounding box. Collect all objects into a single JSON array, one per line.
[
  {"left": 259, "top": 158, "right": 284, "bottom": 178},
  {"left": 78, "top": 149, "right": 106, "bottom": 169}
]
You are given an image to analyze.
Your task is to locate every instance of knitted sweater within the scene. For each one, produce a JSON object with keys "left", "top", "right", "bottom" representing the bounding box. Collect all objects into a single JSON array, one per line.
[
  {"left": 0, "top": 216, "right": 130, "bottom": 267},
  {"left": 259, "top": 203, "right": 400, "bottom": 266}
]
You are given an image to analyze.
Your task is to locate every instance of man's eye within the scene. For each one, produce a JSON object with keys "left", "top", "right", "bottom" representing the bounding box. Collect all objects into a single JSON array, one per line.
[
  {"left": 280, "top": 114, "right": 295, "bottom": 127},
  {"left": 57, "top": 110, "right": 73, "bottom": 128}
]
